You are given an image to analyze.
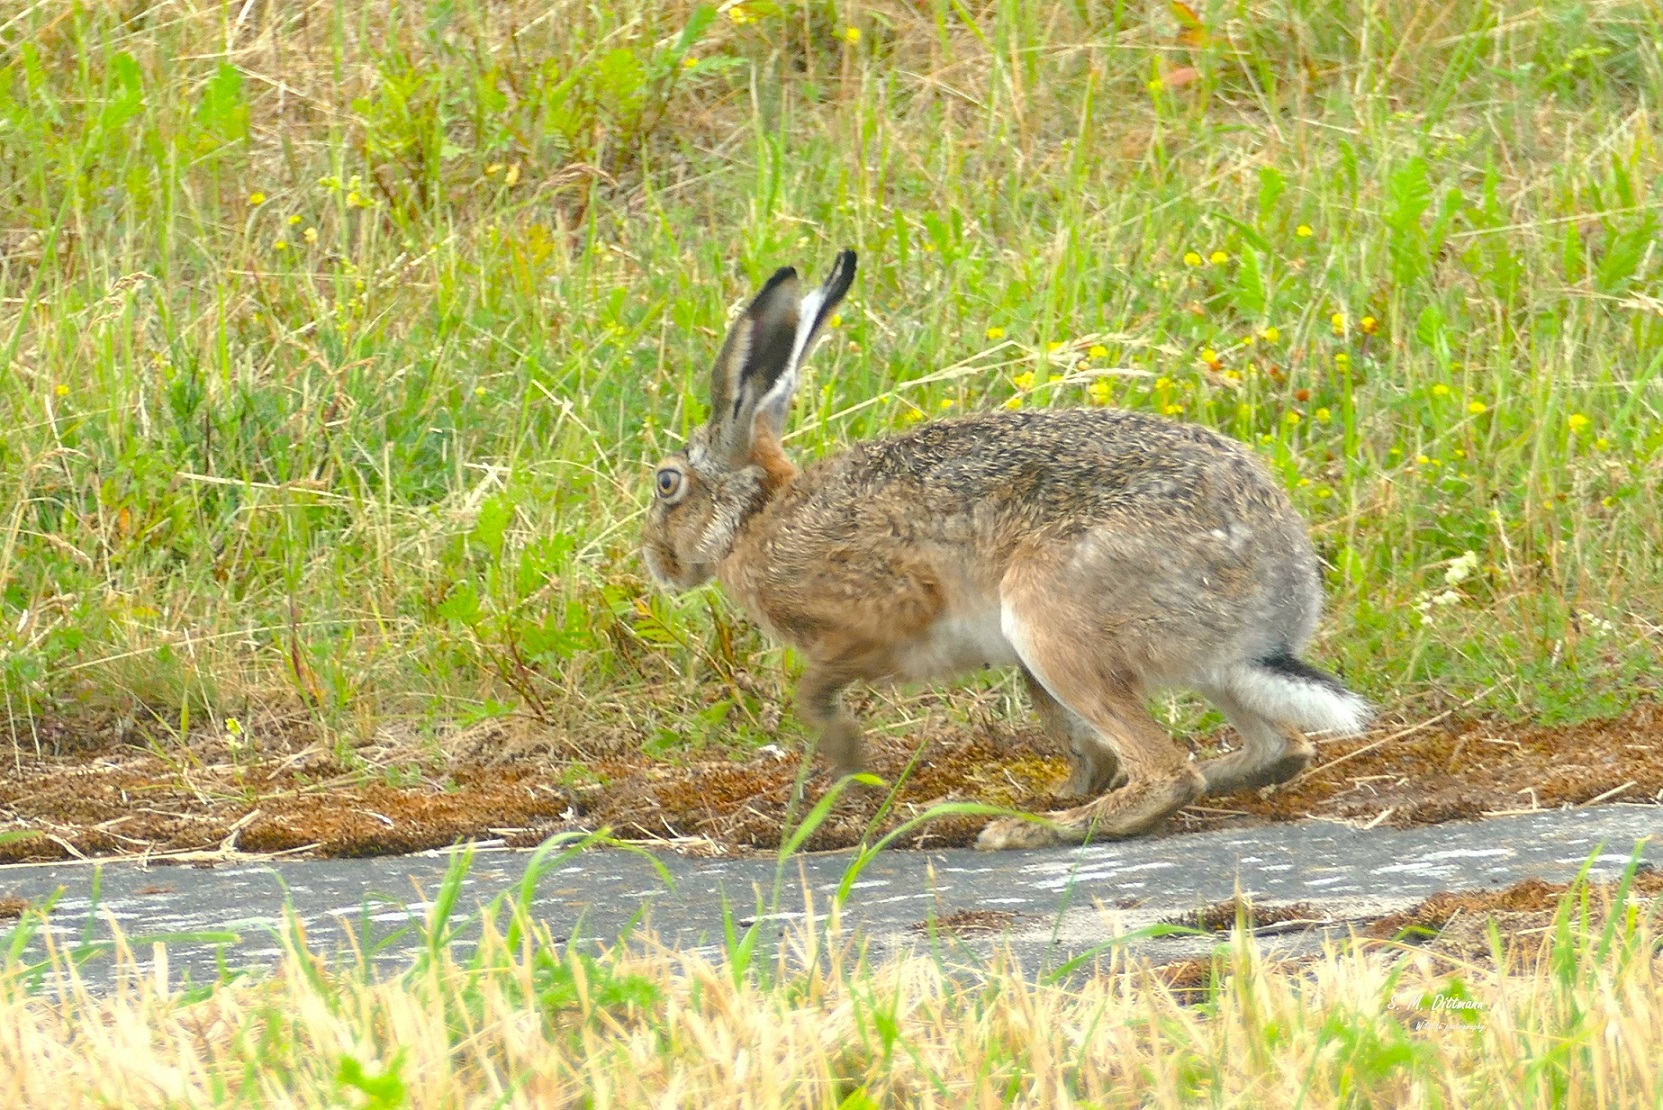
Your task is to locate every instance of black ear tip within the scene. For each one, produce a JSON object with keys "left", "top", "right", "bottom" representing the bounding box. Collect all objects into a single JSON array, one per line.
[
  {"left": 758, "top": 266, "right": 798, "bottom": 296},
  {"left": 821, "top": 249, "right": 857, "bottom": 301}
]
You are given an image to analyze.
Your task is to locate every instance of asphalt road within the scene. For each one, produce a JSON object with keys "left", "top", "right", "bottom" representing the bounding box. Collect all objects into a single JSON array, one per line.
[{"left": 1, "top": 805, "right": 1657, "bottom": 988}]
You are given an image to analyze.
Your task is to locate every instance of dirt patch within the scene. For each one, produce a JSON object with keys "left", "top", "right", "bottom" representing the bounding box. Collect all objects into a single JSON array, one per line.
[
  {"left": 0, "top": 700, "right": 1659, "bottom": 862},
  {"left": 0, "top": 712, "right": 576, "bottom": 864},
  {"left": 565, "top": 700, "right": 1663, "bottom": 851},
  {"left": 1353, "top": 870, "right": 1663, "bottom": 968},
  {"left": 574, "top": 725, "right": 1067, "bottom": 852},
  {"left": 1179, "top": 701, "right": 1663, "bottom": 832},
  {"left": 910, "top": 908, "right": 1030, "bottom": 937},
  {"left": 1163, "top": 897, "right": 1329, "bottom": 934},
  {"left": 1152, "top": 872, "right": 1663, "bottom": 1002},
  {"left": 1365, "top": 870, "right": 1663, "bottom": 941}
]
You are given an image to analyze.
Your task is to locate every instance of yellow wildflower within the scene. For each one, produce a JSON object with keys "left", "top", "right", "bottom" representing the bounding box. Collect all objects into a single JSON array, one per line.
[
  {"left": 985, "top": 325, "right": 1005, "bottom": 341},
  {"left": 1283, "top": 410, "right": 1302, "bottom": 426},
  {"left": 1260, "top": 326, "right": 1280, "bottom": 343},
  {"left": 1296, "top": 225, "right": 1313, "bottom": 238},
  {"left": 1183, "top": 251, "right": 1203, "bottom": 267},
  {"left": 1209, "top": 250, "right": 1228, "bottom": 265},
  {"left": 1163, "top": 403, "right": 1184, "bottom": 416},
  {"left": 1359, "top": 315, "right": 1378, "bottom": 335},
  {"left": 1567, "top": 413, "right": 1590, "bottom": 432},
  {"left": 1089, "top": 379, "right": 1112, "bottom": 405},
  {"left": 247, "top": 192, "right": 266, "bottom": 206},
  {"left": 1011, "top": 371, "right": 1036, "bottom": 390},
  {"left": 54, "top": 383, "right": 69, "bottom": 397},
  {"left": 1315, "top": 407, "right": 1332, "bottom": 423},
  {"left": 303, "top": 226, "right": 318, "bottom": 244},
  {"left": 1088, "top": 344, "right": 1109, "bottom": 359},
  {"left": 842, "top": 26, "right": 860, "bottom": 44},
  {"left": 1467, "top": 400, "right": 1487, "bottom": 415}
]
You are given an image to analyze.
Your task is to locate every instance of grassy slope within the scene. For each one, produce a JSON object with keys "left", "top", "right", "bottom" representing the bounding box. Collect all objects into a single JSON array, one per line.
[{"left": 2, "top": 1, "right": 1661, "bottom": 764}]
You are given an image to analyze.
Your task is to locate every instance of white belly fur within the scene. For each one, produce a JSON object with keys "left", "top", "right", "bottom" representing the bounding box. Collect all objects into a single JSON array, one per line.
[{"left": 893, "top": 607, "right": 1020, "bottom": 681}]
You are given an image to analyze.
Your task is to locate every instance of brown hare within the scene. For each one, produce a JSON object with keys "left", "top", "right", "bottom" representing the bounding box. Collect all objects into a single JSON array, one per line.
[{"left": 642, "top": 252, "right": 1369, "bottom": 849}]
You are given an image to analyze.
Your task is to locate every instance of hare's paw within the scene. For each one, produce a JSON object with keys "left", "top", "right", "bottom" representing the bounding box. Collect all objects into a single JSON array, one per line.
[{"left": 975, "top": 815, "right": 1062, "bottom": 851}]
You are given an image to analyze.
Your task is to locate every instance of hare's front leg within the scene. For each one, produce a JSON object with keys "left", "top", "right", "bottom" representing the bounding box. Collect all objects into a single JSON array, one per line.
[{"left": 795, "top": 665, "right": 864, "bottom": 778}]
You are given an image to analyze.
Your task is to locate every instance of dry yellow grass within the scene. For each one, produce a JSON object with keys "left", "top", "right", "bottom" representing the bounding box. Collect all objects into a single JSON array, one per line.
[{"left": 2, "top": 891, "right": 1659, "bottom": 1107}]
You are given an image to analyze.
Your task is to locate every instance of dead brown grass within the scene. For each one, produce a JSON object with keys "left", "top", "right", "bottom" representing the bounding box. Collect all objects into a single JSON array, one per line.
[
  {"left": 1162, "top": 897, "right": 1329, "bottom": 934},
  {"left": 909, "top": 908, "right": 1031, "bottom": 937},
  {"left": 3, "top": 889, "right": 1661, "bottom": 1107},
  {"left": 1368, "top": 871, "right": 1663, "bottom": 940},
  {"left": 2, "top": 700, "right": 1659, "bottom": 861}
]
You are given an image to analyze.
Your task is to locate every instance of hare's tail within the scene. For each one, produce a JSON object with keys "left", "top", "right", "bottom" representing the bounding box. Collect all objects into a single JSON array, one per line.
[{"left": 1226, "top": 651, "right": 1371, "bottom": 736}]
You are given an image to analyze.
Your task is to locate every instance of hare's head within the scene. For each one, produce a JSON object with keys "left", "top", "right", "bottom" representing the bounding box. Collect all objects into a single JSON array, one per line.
[{"left": 642, "top": 251, "right": 855, "bottom": 590}]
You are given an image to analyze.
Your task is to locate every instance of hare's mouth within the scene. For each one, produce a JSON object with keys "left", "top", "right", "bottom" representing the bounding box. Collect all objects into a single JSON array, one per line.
[{"left": 642, "top": 542, "right": 713, "bottom": 592}]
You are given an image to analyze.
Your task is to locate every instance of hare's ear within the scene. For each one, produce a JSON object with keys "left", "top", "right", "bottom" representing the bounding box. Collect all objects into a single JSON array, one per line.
[
  {"left": 753, "top": 249, "right": 855, "bottom": 440},
  {"left": 708, "top": 265, "right": 801, "bottom": 465},
  {"left": 707, "top": 250, "right": 857, "bottom": 464}
]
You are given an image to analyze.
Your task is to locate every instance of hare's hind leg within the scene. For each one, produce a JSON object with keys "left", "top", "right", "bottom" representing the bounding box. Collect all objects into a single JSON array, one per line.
[
  {"left": 978, "top": 584, "right": 1204, "bottom": 850},
  {"left": 1021, "top": 665, "right": 1124, "bottom": 798},
  {"left": 1193, "top": 687, "right": 1315, "bottom": 796}
]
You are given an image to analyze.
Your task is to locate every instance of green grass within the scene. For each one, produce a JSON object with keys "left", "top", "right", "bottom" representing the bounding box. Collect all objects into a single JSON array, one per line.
[{"left": 3, "top": 0, "right": 1662, "bottom": 757}]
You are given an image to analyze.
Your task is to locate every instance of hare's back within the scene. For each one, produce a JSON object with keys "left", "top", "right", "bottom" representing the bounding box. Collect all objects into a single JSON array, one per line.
[{"left": 815, "top": 408, "right": 1292, "bottom": 529}]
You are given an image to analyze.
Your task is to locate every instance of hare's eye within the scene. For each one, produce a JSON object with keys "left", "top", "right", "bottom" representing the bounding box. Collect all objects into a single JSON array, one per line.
[{"left": 655, "top": 467, "right": 686, "bottom": 502}]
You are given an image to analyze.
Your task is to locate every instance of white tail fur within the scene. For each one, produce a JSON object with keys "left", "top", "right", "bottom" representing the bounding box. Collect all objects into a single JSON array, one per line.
[{"left": 1226, "top": 660, "right": 1372, "bottom": 736}]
